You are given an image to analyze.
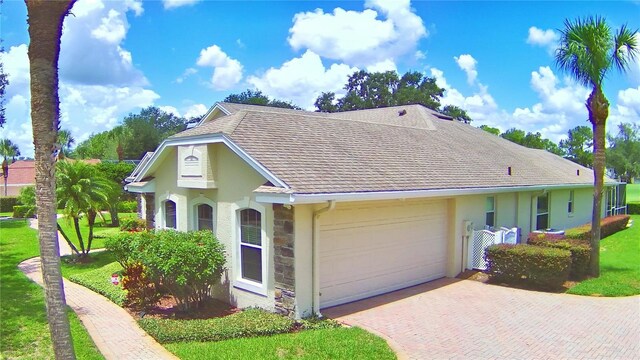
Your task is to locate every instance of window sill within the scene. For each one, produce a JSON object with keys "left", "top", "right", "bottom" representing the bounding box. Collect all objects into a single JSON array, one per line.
[{"left": 233, "top": 278, "right": 267, "bottom": 297}]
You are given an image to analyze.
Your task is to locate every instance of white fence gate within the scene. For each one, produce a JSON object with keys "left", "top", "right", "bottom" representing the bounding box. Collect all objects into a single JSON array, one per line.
[{"left": 468, "top": 227, "right": 519, "bottom": 270}]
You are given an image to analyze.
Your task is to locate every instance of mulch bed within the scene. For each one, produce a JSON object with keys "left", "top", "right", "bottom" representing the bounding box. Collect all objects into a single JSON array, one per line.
[
  {"left": 128, "top": 295, "right": 239, "bottom": 320},
  {"left": 458, "top": 269, "right": 580, "bottom": 293}
]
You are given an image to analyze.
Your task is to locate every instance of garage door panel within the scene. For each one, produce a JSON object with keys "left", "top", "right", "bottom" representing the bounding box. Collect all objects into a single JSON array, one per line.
[{"left": 320, "top": 200, "right": 448, "bottom": 308}]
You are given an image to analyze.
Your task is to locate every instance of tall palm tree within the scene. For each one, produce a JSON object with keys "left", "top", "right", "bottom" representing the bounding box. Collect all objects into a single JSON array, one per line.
[
  {"left": 56, "top": 160, "right": 112, "bottom": 257},
  {"left": 0, "top": 138, "right": 20, "bottom": 162},
  {"left": 26, "top": 1, "right": 77, "bottom": 358},
  {"left": 555, "top": 16, "right": 638, "bottom": 277},
  {"left": 56, "top": 129, "right": 75, "bottom": 159}
]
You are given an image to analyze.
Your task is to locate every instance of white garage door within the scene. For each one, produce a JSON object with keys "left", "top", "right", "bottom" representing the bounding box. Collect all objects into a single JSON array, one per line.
[{"left": 319, "top": 200, "right": 448, "bottom": 308}]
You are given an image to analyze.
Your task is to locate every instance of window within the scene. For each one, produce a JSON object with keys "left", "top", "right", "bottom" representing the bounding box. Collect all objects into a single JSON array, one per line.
[
  {"left": 239, "top": 209, "right": 263, "bottom": 284},
  {"left": 485, "top": 196, "right": 496, "bottom": 228},
  {"left": 567, "top": 190, "right": 574, "bottom": 215},
  {"left": 165, "top": 200, "right": 177, "bottom": 229},
  {"left": 197, "top": 204, "right": 214, "bottom": 231},
  {"left": 536, "top": 194, "right": 549, "bottom": 230}
]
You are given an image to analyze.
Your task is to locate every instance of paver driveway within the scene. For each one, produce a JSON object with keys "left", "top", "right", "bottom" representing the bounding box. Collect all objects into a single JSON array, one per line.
[{"left": 323, "top": 278, "right": 640, "bottom": 360}]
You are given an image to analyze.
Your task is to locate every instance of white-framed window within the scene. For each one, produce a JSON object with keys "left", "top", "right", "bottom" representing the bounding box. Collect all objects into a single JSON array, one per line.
[
  {"left": 233, "top": 201, "right": 267, "bottom": 296},
  {"left": 485, "top": 196, "right": 496, "bottom": 228},
  {"left": 536, "top": 194, "right": 549, "bottom": 230},
  {"left": 164, "top": 200, "right": 177, "bottom": 229},
  {"left": 197, "top": 204, "right": 214, "bottom": 231},
  {"left": 567, "top": 190, "right": 574, "bottom": 215}
]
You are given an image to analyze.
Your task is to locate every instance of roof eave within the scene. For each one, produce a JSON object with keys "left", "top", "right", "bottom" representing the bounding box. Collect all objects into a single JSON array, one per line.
[{"left": 255, "top": 183, "right": 603, "bottom": 205}]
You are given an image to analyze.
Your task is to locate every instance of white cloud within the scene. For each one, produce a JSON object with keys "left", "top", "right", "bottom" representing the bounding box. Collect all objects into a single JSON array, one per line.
[
  {"left": 196, "top": 45, "right": 243, "bottom": 90},
  {"left": 159, "top": 106, "right": 181, "bottom": 117},
  {"left": 526, "top": 26, "right": 559, "bottom": 54},
  {"left": 60, "top": 0, "right": 147, "bottom": 87},
  {"left": 287, "top": 0, "right": 426, "bottom": 68},
  {"left": 366, "top": 59, "right": 397, "bottom": 73},
  {"left": 175, "top": 68, "right": 197, "bottom": 83},
  {"left": 247, "top": 50, "right": 358, "bottom": 110},
  {"left": 454, "top": 54, "right": 478, "bottom": 85},
  {"left": 163, "top": 0, "right": 200, "bottom": 10},
  {"left": 183, "top": 104, "right": 208, "bottom": 119}
]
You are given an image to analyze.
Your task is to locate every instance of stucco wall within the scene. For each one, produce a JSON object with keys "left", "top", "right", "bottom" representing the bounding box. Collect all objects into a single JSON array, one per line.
[{"left": 151, "top": 143, "right": 275, "bottom": 311}]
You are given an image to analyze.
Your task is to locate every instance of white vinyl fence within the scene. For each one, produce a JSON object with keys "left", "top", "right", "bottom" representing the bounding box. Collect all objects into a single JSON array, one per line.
[{"left": 468, "top": 227, "right": 519, "bottom": 270}]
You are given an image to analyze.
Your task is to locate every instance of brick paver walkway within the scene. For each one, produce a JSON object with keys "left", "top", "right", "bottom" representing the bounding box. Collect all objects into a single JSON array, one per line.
[
  {"left": 21, "top": 219, "right": 177, "bottom": 360},
  {"left": 324, "top": 278, "right": 640, "bottom": 360}
]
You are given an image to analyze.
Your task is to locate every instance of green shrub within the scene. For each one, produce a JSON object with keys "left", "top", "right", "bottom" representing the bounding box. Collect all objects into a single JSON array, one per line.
[
  {"left": 18, "top": 186, "right": 36, "bottom": 215},
  {"left": 119, "top": 217, "right": 146, "bottom": 232},
  {"left": 565, "top": 215, "right": 631, "bottom": 240},
  {"left": 106, "top": 230, "right": 226, "bottom": 311},
  {"left": 122, "top": 262, "right": 160, "bottom": 311},
  {"left": 628, "top": 202, "right": 640, "bottom": 215},
  {"left": 105, "top": 231, "right": 154, "bottom": 268},
  {"left": 12, "top": 205, "right": 34, "bottom": 218},
  {"left": 118, "top": 200, "right": 138, "bottom": 213},
  {"left": 141, "top": 230, "right": 226, "bottom": 311},
  {"left": 528, "top": 234, "right": 590, "bottom": 280},
  {"left": 68, "top": 262, "right": 127, "bottom": 306},
  {"left": 0, "top": 196, "right": 19, "bottom": 212},
  {"left": 139, "top": 308, "right": 294, "bottom": 343},
  {"left": 485, "top": 244, "right": 571, "bottom": 290}
]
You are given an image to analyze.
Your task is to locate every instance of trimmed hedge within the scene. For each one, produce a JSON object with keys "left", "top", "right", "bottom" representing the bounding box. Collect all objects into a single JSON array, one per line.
[
  {"left": 139, "top": 308, "right": 295, "bottom": 343},
  {"left": 118, "top": 200, "right": 138, "bottom": 213},
  {"left": 485, "top": 244, "right": 571, "bottom": 290},
  {"left": 528, "top": 233, "right": 590, "bottom": 280},
  {"left": 628, "top": 202, "right": 640, "bottom": 215},
  {"left": 0, "top": 196, "right": 19, "bottom": 212},
  {"left": 12, "top": 205, "right": 35, "bottom": 218},
  {"left": 564, "top": 215, "right": 631, "bottom": 240}
]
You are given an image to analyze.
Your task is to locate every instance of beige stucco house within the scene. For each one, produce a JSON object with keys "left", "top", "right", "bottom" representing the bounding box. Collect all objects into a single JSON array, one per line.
[{"left": 125, "top": 102, "right": 610, "bottom": 318}]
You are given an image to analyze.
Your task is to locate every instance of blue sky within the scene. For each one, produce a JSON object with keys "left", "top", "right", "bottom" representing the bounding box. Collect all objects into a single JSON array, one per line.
[{"left": 1, "top": 0, "right": 639, "bottom": 158}]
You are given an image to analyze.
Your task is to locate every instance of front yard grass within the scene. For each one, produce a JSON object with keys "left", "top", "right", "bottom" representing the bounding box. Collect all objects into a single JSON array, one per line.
[
  {"left": 0, "top": 219, "right": 104, "bottom": 359},
  {"left": 627, "top": 183, "right": 640, "bottom": 202},
  {"left": 57, "top": 212, "right": 136, "bottom": 250},
  {"left": 165, "top": 327, "right": 397, "bottom": 360},
  {"left": 566, "top": 214, "right": 640, "bottom": 296}
]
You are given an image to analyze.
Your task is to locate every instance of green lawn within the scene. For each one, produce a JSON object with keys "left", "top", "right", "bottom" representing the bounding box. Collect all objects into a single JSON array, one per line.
[
  {"left": 628, "top": 183, "right": 640, "bottom": 202},
  {"left": 0, "top": 211, "right": 12, "bottom": 217},
  {"left": 57, "top": 212, "right": 136, "bottom": 251},
  {"left": 0, "top": 219, "right": 104, "bottom": 359},
  {"left": 567, "top": 215, "right": 640, "bottom": 296},
  {"left": 165, "top": 327, "right": 396, "bottom": 360}
]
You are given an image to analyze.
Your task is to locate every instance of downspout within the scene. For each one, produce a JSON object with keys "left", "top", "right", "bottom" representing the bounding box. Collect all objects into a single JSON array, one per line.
[{"left": 312, "top": 200, "right": 335, "bottom": 317}]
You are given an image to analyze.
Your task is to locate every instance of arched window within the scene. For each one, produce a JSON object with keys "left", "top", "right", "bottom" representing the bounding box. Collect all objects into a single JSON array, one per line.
[
  {"left": 165, "top": 200, "right": 177, "bottom": 229},
  {"left": 197, "top": 204, "right": 214, "bottom": 231},
  {"left": 239, "top": 208, "right": 262, "bottom": 283}
]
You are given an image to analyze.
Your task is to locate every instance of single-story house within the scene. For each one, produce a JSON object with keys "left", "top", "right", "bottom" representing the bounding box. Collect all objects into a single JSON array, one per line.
[{"left": 125, "top": 102, "right": 622, "bottom": 318}]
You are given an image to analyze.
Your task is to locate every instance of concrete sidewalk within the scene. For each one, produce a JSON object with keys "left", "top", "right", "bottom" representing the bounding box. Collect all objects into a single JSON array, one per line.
[{"left": 22, "top": 219, "right": 177, "bottom": 360}]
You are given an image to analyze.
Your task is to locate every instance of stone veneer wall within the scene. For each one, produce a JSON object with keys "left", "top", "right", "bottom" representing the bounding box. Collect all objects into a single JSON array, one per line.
[
  {"left": 144, "top": 193, "right": 155, "bottom": 229},
  {"left": 273, "top": 204, "right": 295, "bottom": 317}
]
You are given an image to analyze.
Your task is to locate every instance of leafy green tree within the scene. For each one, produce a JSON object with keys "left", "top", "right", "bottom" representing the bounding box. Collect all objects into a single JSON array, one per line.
[
  {"left": 441, "top": 105, "right": 472, "bottom": 123},
  {"left": 607, "top": 123, "right": 640, "bottom": 182},
  {"left": 224, "top": 89, "right": 302, "bottom": 109},
  {"left": 315, "top": 70, "right": 446, "bottom": 112},
  {"left": 121, "top": 107, "right": 188, "bottom": 160},
  {"left": 560, "top": 125, "right": 593, "bottom": 167},
  {"left": 0, "top": 138, "right": 20, "bottom": 163},
  {"left": 479, "top": 125, "right": 501, "bottom": 136},
  {"left": 56, "top": 129, "right": 75, "bottom": 159},
  {"left": 56, "top": 160, "right": 113, "bottom": 257},
  {"left": 555, "top": 16, "right": 638, "bottom": 276},
  {"left": 96, "top": 161, "right": 135, "bottom": 227},
  {"left": 73, "top": 131, "right": 117, "bottom": 160},
  {"left": 500, "top": 128, "right": 563, "bottom": 155}
]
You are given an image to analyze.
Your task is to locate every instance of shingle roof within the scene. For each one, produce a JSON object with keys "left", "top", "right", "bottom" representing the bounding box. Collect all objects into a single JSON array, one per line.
[{"left": 170, "top": 103, "right": 595, "bottom": 194}]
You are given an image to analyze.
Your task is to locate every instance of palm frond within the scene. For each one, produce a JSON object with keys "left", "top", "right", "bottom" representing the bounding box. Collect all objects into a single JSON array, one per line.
[{"left": 612, "top": 24, "right": 639, "bottom": 72}]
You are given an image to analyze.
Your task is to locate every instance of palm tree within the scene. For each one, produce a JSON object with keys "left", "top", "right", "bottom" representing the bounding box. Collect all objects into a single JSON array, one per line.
[
  {"left": 56, "top": 129, "right": 75, "bottom": 159},
  {"left": 0, "top": 138, "right": 20, "bottom": 162},
  {"left": 26, "top": 1, "right": 77, "bottom": 358},
  {"left": 555, "top": 17, "right": 638, "bottom": 277},
  {"left": 56, "top": 160, "right": 112, "bottom": 257}
]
